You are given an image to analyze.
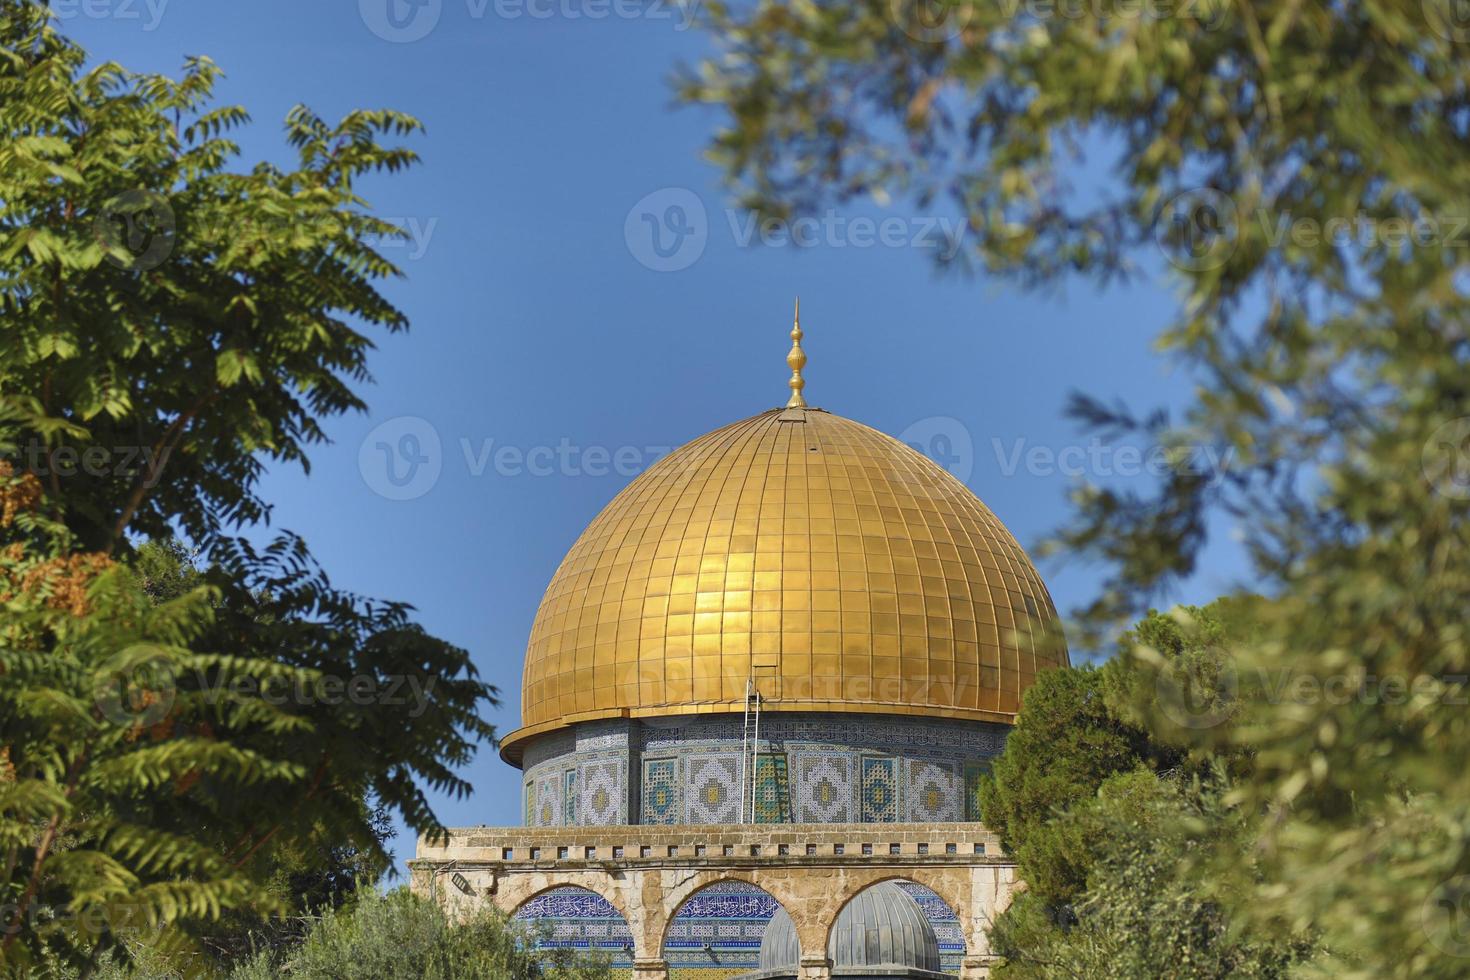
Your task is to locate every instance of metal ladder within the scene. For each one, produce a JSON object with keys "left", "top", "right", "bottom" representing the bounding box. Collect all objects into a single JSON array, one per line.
[{"left": 738, "top": 678, "right": 762, "bottom": 824}]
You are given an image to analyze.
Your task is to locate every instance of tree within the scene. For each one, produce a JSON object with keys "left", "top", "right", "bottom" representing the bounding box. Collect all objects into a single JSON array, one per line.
[
  {"left": 686, "top": 4, "right": 1470, "bottom": 975},
  {"left": 978, "top": 664, "right": 1164, "bottom": 905},
  {"left": 1, "top": 4, "right": 496, "bottom": 971},
  {"left": 992, "top": 771, "right": 1301, "bottom": 980},
  {"left": 981, "top": 603, "right": 1305, "bottom": 978}
]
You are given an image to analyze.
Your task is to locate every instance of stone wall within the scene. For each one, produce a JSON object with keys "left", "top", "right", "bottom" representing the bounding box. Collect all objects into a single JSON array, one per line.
[{"left": 411, "top": 823, "right": 1016, "bottom": 980}]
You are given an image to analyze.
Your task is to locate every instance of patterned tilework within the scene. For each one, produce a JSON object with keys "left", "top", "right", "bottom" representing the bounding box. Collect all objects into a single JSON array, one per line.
[
  {"left": 535, "top": 772, "right": 561, "bottom": 827},
  {"left": 524, "top": 782, "right": 534, "bottom": 826},
  {"left": 563, "top": 769, "right": 578, "bottom": 827},
  {"left": 896, "top": 881, "right": 966, "bottom": 975},
  {"left": 665, "top": 882, "right": 781, "bottom": 980},
  {"left": 580, "top": 759, "right": 625, "bottom": 825},
  {"left": 753, "top": 754, "right": 790, "bottom": 823},
  {"left": 861, "top": 756, "right": 899, "bottom": 823},
  {"left": 907, "top": 759, "right": 960, "bottom": 822},
  {"left": 685, "top": 754, "right": 741, "bottom": 825},
  {"left": 514, "top": 886, "right": 633, "bottom": 968},
  {"left": 964, "top": 761, "right": 988, "bottom": 822},
  {"left": 642, "top": 758, "right": 679, "bottom": 825},
  {"left": 793, "top": 752, "right": 855, "bottom": 823},
  {"left": 521, "top": 713, "right": 1008, "bottom": 826}
]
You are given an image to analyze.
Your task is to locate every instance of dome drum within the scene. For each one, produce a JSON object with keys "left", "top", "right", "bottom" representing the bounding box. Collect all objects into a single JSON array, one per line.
[{"left": 519, "top": 712, "right": 1009, "bottom": 827}]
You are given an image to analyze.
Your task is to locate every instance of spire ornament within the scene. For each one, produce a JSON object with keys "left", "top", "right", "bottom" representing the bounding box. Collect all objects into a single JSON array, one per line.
[{"left": 785, "top": 298, "right": 808, "bottom": 408}]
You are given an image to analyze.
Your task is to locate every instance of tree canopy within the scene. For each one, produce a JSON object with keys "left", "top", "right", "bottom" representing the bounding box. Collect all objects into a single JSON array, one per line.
[
  {"left": 688, "top": 4, "right": 1470, "bottom": 975},
  {"left": 0, "top": 4, "right": 496, "bottom": 971}
]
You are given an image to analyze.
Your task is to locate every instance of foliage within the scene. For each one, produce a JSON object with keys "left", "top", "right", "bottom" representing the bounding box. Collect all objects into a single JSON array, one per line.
[
  {"left": 980, "top": 601, "right": 1242, "bottom": 905},
  {"left": 1, "top": 0, "right": 418, "bottom": 552},
  {"left": 1, "top": 4, "right": 496, "bottom": 972},
  {"left": 0, "top": 501, "right": 296, "bottom": 973},
  {"left": 992, "top": 772, "right": 1302, "bottom": 980},
  {"left": 221, "top": 888, "right": 611, "bottom": 980},
  {"left": 687, "top": 2, "right": 1470, "bottom": 975},
  {"left": 978, "top": 663, "right": 1164, "bottom": 905},
  {"left": 983, "top": 603, "right": 1306, "bottom": 977}
]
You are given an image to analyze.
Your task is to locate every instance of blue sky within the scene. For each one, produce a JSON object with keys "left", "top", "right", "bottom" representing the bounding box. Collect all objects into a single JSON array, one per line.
[{"left": 64, "top": 0, "right": 1248, "bottom": 875}]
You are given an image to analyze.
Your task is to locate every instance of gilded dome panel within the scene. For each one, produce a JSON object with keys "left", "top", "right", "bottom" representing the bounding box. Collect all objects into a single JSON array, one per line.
[{"left": 501, "top": 408, "right": 1066, "bottom": 762}]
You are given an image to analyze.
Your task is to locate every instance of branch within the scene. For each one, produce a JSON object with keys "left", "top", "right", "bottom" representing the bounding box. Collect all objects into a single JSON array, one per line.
[{"left": 107, "top": 390, "right": 216, "bottom": 550}]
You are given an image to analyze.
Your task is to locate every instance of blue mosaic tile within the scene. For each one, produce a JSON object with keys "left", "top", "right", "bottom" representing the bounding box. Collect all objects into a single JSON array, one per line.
[
  {"left": 642, "top": 758, "right": 679, "bottom": 825},
  {"left": 753, "top": 754, "right": 790, "bottom": 824},
  {"left": 861, "top": 755, "right": 899, "bottom": 823},
  {"left": 907, "top": 759, "right": 959, "bottom": 821},
  {"left": 563, "top": 769, "right": 578, "bottom": 827},
  {"left": 964, "top": 761, "right": 988, "bottom": 822},
  {"left": 685, "top": 754, "right": 740, "bottom": 825},
  {"left": 793, "top": 752, "right": 854, "bottom": 823}
]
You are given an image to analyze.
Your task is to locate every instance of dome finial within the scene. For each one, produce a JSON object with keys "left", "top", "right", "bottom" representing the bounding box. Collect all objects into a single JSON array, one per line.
[{"left": 785, "top": 298, "right": 808, "bottom": 408}]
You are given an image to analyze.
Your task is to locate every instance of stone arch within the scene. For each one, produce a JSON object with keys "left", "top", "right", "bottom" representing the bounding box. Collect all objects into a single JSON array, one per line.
[
  {"left": 509, "top": 883, "right": 637, "bottom": 969},
  {"left": 498, "top": 873, "right": 635, "bottom": 926},
  {"left": 658, "top": 875, "right": 793, "bottom": 980},
  {"left": 820, "top": 869, "right": 981, "bottom": 958}
]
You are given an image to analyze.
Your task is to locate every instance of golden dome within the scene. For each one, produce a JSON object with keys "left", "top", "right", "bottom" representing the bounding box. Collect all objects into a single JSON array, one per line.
[{"left": 500, "top": 406, "right": 1068, "bottom": 764}]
